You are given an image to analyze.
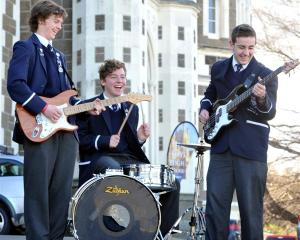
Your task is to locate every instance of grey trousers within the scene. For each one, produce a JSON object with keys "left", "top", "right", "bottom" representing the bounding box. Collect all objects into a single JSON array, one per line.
[
  {"left": 205, "top": 150, "right": 267, "bottom": 240},
  {"left": 23, "top": 132, "right": 77, "bottom": 240}
]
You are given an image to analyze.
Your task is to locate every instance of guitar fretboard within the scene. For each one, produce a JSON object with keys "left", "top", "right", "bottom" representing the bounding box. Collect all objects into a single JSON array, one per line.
[
  {"left": 227, "top": 65, "right": 283, "bottom": 111},
  {"left": 63, "top": 95, "right": 130, "bottom": 116}
]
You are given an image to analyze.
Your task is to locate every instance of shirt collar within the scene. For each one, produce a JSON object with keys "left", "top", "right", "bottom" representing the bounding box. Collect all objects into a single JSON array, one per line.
[
  {"left": 232, "top": 56, "right": 249, "bottom": 72},
  {"left": 103, "top": 92, "right": 121, "bottom": 110},
  {"left": 34, "top": 33, "right": 52, "bottom": 48}
]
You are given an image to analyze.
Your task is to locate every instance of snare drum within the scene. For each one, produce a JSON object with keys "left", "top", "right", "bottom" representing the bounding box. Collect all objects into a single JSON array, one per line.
[
  {"left": 71, "top": 175, "right": 161, "bottom": 240},
  {"left": 106, "top": 164, "right": 176, "bottom": 193}
]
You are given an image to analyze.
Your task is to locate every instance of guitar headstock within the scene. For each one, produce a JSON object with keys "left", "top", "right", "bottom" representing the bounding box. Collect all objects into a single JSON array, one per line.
[
  {"left": 126, "top": 92, "right": 152, "bottom": 104},
  {"left": 283, "top": 59, "right": 299, "bottom": 74}
]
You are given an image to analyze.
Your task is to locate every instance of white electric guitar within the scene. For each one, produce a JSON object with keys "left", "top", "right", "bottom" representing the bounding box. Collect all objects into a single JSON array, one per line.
[{"left": 16, "top": 90, "right": 152, "bottom": 142}]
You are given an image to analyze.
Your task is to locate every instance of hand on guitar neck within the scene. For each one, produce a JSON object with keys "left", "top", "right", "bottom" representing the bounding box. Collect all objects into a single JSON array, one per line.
[
  {"left": 43, "top": 98, "right": 105, "bottom": 123},
  {"left": 252, "top": 76, "right": 266, "bottom": 104},
  {"left": 87, "top": 98, "right": 106, "bottom": 116}
]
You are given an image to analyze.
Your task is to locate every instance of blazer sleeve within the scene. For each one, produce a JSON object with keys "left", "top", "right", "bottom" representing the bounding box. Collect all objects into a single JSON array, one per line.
[
  {"left": 7, "top": 41, "right": 46, "bottom": 115},
  {"left": 248, "top": 66, "right": 278, "bottom": 121},
  {"left": 200, "top": 63, "right": 218, "bottom": 113},
  {"left": 77, "top": 113, "right": 111, "bottom": 152}
]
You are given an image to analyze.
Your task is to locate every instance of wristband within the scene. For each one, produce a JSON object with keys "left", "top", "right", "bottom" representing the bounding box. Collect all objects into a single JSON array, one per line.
[{"left": 41, "top": 103, "right": 48, "bottom": 113}]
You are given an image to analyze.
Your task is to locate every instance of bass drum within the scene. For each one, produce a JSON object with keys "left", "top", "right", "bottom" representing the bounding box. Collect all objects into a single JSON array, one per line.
[{"left": 71, "top": 175, "right": 161, "bottom": 240}]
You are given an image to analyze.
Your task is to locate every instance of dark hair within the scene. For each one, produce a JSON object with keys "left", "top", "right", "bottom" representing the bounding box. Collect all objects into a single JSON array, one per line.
[
  {"left": 231, "top": 24, "right": 256, "bottom": 44},
  {"left": 29, "top": 0, "right": 68, "bottom": 32},
  {"left": 98, "top": 59, "right": 127, "bottom": 80}
]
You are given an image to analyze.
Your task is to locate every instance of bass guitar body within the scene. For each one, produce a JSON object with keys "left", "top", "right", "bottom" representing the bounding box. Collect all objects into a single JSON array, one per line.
[{"left": 204, "top": 85, "right": 245, "bottom": 143}]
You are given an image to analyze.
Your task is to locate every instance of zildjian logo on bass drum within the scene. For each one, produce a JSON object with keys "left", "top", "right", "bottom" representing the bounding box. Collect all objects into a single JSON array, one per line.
[{"left": 105, "top": 185, "right": 130, "bottom": 196}]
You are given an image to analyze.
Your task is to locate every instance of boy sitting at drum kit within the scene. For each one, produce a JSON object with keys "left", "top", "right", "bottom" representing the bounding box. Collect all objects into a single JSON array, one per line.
[{"left": 76, "top": 59, "right": 180, "bottom": 238}]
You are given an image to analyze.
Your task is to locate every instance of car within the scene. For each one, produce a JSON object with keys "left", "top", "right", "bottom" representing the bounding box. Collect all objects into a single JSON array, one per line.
[
  {"left": 0, "top": 151, "right": 24, "bottom": 234},
  {"left": 265, "top": 235, "right": 297, "bottom": 240},
  {"left": 228, "top": 219, "right": 241, "bottom": 240}
]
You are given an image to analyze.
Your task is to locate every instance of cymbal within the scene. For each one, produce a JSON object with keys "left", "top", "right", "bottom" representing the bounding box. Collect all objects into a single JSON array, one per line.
[{"left": 177, "top": 143, "right": 211, "bottom": 152}]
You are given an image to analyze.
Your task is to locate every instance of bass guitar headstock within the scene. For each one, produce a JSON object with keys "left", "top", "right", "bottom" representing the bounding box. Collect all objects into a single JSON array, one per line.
[{"left": 283, "top": 59, "right": 299, "bottom": 74}]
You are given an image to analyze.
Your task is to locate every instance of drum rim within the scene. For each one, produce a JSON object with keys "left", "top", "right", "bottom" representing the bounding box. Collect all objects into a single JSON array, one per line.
[{"left": 71, "top": 174, "right": 161, "bottom": 239}]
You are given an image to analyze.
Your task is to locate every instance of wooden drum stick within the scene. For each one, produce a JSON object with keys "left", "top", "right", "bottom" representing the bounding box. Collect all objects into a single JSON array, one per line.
[{"left": 117, "top": 104, "right": 134, "bottom": 136}]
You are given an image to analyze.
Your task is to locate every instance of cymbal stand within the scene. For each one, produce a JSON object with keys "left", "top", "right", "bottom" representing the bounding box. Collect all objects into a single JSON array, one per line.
[{"left": 164, "top": 147, "right": 206, "bottom": 240}]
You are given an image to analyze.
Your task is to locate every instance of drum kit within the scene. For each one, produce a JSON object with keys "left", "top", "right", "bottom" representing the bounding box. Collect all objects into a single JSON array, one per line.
[{"left": 68, "top": 142, "right": 210, "bottom": 240}]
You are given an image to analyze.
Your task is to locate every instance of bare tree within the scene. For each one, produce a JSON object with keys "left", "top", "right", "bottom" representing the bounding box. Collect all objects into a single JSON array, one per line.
[
  {"left": 253, "top": 0, "right": 300, "bottom": 60},
  {"left": 253, "top": 0, "right": 300, "bottom": 233}
]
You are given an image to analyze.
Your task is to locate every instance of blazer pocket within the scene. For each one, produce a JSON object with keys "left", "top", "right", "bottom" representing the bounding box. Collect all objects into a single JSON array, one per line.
[{"left": 246, "top": 120, "right": 269, "bottom": 129}]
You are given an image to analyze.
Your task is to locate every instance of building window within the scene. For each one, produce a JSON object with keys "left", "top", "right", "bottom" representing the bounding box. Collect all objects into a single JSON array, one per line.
[
  {"left": 158, "top": 53, "right": 162, "bottom": 67},
  {"left": 95, "top": 79, "right": 103, "bottom": 95},
  {"left": 77, "top": 18, "right": 81, "bottom": 34},
  {"left": 142, "top": 19, "right": 145, "bottom": 35},
  {"left": 124, "top": 79, "right": 131, "bottom": 94},
  {"left": 142, "top": 51, "right": 145, "bottom": 66},
  {"left": 123, "top": 47, "right": 131, "bottom": 63},
  {"left": 205, "top": 55, "right": 226, "bottom": 71},
  {"left": 178, "top": 26, "right": 184, "bottom": 40},
  {"left": 208, "top": 0, "right": 216, "bottom": 33},
  {"left": 142, "top": 0, "right": 144, "bottom": 3},
  {"left": 95, "top": 15, "right": 105, "bottom": 30},
  {"left": 178, "top": 109, "right": 185, "bottom": 122},
  {"left": 194, "top": 84, "right": 197, "bottom": 98},
  {"left": 177, "top": 54, "right": 185, "bottom": 68},
  {"left": 198, "top": 85, "right": 206, "bottom": 96},
  {"left": 158, "top": 81, "right": 163, "bottom": 95},
  {"left": 77, "top": 49, "right": 81, "bottom": 65},
  {"left": 178, "top": 81, "right": 185, "bottom": 95},
  {"left": 159, "top": 137, "right": 163, "bottom": 151},
  {"left": 159, "top": 109, "right": 163, "bottom": 123},
  {"left": 158, "top": 25, "right": 162, "bottom": 39},
  {"left": 95, "top": 47, "right": 105, "bottom": 62},
  {"left": 194, "top": 57, "right": 196, "bottom": 70},
  {"left": 123, "top": 16, "right": 131, "bottom": 31}
]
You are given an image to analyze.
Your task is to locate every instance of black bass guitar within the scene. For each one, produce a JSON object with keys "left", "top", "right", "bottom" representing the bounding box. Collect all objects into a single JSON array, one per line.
[{"left": 203, "top": 59, "right": 299, "bottom": 143}]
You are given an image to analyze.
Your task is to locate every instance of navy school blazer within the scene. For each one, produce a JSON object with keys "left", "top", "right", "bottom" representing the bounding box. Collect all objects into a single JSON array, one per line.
[
  {"left": 7, "top": 34, "right": 78, "bottom": 143},
  {"left": 77, "top": 93, "right": 150, "bottom": 165},
  {"left": 200, "top": 56, "right": 278, "bottom": 162}
]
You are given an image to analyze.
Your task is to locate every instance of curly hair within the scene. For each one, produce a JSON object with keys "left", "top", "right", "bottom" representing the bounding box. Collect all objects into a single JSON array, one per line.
[
  {"left": 29, "top": 0, "right": 68, "bottom": 32},
  {"left": 98, "top": 59, "right": 127, "bottom": 80}
]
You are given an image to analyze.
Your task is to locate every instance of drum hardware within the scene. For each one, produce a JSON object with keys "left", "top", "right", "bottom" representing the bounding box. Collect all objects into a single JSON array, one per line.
[
  {"left": 105, "top": 164, "right": 176, "bottom": 193},
  {"left": 164, "top": 142, "right": 210, "bottom": 240}
]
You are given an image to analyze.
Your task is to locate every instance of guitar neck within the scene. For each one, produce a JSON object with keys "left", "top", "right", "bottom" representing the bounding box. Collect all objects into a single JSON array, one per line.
[
  {"left": 227, "top": 65, "right": 283, "bottom": 111},
  {"left": 63, "top": 95, "right": 130, "bottom": 116}
]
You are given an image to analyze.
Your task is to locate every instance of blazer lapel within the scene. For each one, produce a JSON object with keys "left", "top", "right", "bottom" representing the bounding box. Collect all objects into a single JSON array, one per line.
[
  {"left": 31, "top": 34, "right": 47, "bottom": 74},
  {"left": 100, "top": 94, "right": 113, "bottom": 134},
  {"left": 215, "top": 57, "right": 232, "bottom": 81}
]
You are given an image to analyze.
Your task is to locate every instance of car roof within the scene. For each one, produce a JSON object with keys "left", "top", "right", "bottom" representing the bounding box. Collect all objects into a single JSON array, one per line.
[{"left": 0, "top": 153, "right": 24, "bottom": 164}]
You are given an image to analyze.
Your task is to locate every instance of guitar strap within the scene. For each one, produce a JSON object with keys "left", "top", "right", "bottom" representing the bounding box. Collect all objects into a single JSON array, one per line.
[
  {"left": 243, "top": 63, "right": 264, "bottom": 89},
  {"left": 62, "top": 64, "right": 77, "bottom": 91}
]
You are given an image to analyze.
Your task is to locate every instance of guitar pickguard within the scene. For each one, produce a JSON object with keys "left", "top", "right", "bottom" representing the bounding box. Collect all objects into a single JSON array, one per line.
[{"left": 34, "top": 103, "right": 77, "bottom": 139}]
